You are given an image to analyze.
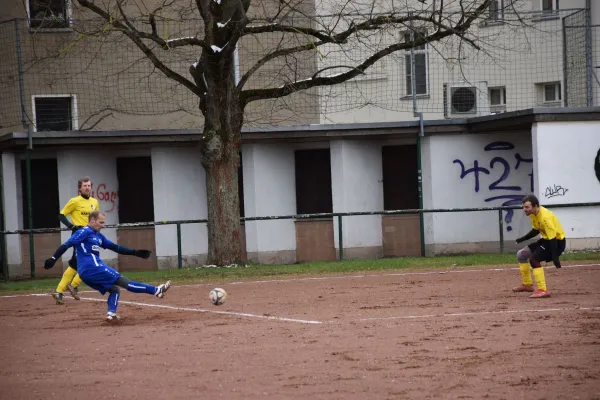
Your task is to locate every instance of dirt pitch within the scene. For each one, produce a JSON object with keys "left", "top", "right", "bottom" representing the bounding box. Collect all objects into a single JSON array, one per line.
[{"left": 1, "top": 263, "right": 600, "bottom": 400}]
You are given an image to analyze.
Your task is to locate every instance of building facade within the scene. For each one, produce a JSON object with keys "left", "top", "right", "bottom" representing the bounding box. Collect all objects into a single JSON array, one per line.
[
  {"left": 1, "top": 0, "right": 599, "bottom": 278},
  {"left": 1, "top": 109, "right": 599, "bottom": 278}
]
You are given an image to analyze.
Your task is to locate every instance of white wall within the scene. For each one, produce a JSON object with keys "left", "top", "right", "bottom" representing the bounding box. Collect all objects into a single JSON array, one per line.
[
  {"left": 151, "top": 147, "right": 208, "bottom": 262},
  {"left": 242, "top": 143, "right": 296, "bottom": 258},
  {"left": 330, "top": 140, "right": 383, "bottom": 250},
  {"left": 533, "top": 121, "right": 600, "bottom": 240},
  {"left": 422, "top": 132, "right": 534, "bottom": 244},
  {"left": 57, "top": 150, "right": 119, "bottom": 264},
  {"left": 1, "top": 152, "right": 22, "bottom": 272}
]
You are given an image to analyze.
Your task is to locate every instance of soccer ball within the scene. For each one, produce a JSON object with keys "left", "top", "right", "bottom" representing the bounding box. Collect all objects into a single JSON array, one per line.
[{"left": 209, "top": 288, "right": 227, "bottom": 305}]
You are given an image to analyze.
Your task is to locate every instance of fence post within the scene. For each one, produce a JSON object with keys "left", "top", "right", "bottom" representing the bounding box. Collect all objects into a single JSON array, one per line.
[
  {"left": 176, "top": 223, "right": 182, "bottom": 269},
  {"left": 337, "top": 215, "right": 343, "bottom": 261},
  {"left": 498, "top": 209, "right": 504, "bottom": 254}
]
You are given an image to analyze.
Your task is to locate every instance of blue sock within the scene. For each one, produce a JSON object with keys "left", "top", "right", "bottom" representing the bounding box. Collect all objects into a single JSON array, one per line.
[
  {"left": 126, "top": 281, "right": 157, "bottom": 295},
  {"left": 107, "top": 292, "right": 119, "bottom": 313}
]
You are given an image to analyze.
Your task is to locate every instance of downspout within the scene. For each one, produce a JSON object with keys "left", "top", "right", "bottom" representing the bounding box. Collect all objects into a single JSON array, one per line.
[{"left": 410, "top": 28, "right": 426, "bottom": 257}]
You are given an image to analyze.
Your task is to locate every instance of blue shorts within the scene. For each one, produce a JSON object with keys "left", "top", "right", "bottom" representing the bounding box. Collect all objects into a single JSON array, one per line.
[{"left": 79, "top": 264, "right": 121, "bottom": 295}]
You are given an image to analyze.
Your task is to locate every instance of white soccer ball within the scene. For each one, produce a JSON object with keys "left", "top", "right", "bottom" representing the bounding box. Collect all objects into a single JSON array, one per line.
[{"left": 209, "top": 288, "right": 227, "bottom": 305}]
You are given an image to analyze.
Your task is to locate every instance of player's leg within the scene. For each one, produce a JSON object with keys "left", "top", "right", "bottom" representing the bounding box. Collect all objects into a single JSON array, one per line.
[
  {"left": 53, "top": 265, "right": 78, "bottom": 304},
  {"left": 79, "top": 266, "right": 124, "bottom": 320},
  {"left": 66, "top": 250, "right": 82, "bottom": 298},
  {"left": 115, "top": 276, "right": 172, "bottom": 298},
  {"left": 105, "top": 285, "right": 121, "bottom": 322},
  {"left": 513, "top": 245, "right": 534, "bottom": 292},
  {"left": 67, "top": 273, "right": 83, "bottom": 300},
  {"left": 529, "top": 245, "right": 550, "bottom": 298}
]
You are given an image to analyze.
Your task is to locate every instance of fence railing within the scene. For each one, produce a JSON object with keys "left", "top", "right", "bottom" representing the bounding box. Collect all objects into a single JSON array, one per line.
[{"left": 1, "top": 201, "right": 599, "bottom": 280}]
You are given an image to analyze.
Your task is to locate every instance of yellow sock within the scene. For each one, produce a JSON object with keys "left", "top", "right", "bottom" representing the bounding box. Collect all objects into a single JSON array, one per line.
[
  {"left": 56, "top": 267, "right": 78, "bottom": 293},
  {"left": 71, "top": 273, "right": 83, "bottom": 288},
  {"left": 533, "top": 268, "right": 547, "bottom": 291},
  {"left": 519, "top": 263, "right": 533, "bottom": 286}
]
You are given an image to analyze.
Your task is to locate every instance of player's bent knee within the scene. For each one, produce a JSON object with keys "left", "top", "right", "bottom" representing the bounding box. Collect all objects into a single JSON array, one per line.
[
  {"left": 529, "top": 257, "right": 542, "bottom": 269},
  {"left": 115, "top": 276, "right": 130, "bottom": 289}
]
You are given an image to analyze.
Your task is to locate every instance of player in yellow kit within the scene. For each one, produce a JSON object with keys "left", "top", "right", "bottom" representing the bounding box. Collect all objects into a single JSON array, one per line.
[
  {"left": 51, "top": 177, "right": 100, "bottom": 305},
  {"left": 513, "top": 194, "right": 566, "bottom": 298}
]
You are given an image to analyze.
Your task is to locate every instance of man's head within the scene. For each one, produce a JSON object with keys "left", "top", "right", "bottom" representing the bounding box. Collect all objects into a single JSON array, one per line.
[
  {"left": 522, "top": 194, "right": 540, "bottom": 216},
  {"left": 78, "top": 177, "right": 92, "bottom": 197},
  {"left": 88, "top": 210, "right": 106, "bottom": 232}
]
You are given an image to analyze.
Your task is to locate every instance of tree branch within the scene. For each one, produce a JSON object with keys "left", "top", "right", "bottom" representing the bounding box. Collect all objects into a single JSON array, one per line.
[
  {"left": 238, "top": 14, "right": 441, "bottom": 90},
  {"left": 77, "top": 0, "right": 204, "bottom": 97},
  {"left": 241, "top": 0, "right": 491, "bottom": 105},
  {"left": 242, "top": 24, "right": 335, "bottom": 42}
]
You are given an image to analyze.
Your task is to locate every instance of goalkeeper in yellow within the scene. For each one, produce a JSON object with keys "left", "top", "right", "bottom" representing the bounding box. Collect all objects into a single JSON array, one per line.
[
  {"left": 50, "top": 177, "right": 100, "bottom": 305},
  {"left": 513, "top": 194, "right": 566, "bottom": 299}
]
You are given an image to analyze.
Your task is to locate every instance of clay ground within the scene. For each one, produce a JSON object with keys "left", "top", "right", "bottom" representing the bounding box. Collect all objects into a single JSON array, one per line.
[{"left": 1, "top": 263, "right": 600, "bottom": 400}]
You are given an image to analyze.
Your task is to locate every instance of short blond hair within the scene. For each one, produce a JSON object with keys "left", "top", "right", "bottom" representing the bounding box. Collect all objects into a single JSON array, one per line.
[{"left": 89, "top": 210, "right": 105, "bottom": 221}]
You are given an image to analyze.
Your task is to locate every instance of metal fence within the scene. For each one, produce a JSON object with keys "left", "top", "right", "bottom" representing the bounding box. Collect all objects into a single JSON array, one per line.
[
  {"left": 0, "top": 8, "right": 598, "bottom": 132},
  {"left": 1, "top": 202, "right": 599, "bottom": 280}
]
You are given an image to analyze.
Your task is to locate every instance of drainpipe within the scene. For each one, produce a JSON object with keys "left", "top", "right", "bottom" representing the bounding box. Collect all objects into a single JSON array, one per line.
[{"left": 410, "top": 29, "right": 427, "bottom": 257}]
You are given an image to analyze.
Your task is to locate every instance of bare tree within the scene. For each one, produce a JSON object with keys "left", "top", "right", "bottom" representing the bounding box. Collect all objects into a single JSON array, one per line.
[{"left": 70, "top": 0, "right": 493, "bottom": 266}]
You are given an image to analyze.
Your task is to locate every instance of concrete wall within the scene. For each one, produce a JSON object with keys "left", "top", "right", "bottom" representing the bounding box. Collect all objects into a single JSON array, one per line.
[
  {"left": 330, "top": 140, "right": 383, "bottom": 259},
  {"left": 242, "top": 143, "right": 297, "bottom": 264},
  {"left": 533, "top": 121, "right": 600, "bottom": 250},
  {"left": 57, "top": 150, "right": 119, "bottom": 267},
  {"left": 151, "top": 147, "right": 208, "bottom": 269},
  {"left": 422, "top": 131, "right": 534, "bottom": 255},
  {"left": 1, "top": 153, "right": 23, "bottom": 276}
]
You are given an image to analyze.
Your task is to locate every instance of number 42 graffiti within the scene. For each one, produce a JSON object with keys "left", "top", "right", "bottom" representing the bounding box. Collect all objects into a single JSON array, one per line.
[{"left": 453, "top": 141, "right": 534, "bottom": 232}]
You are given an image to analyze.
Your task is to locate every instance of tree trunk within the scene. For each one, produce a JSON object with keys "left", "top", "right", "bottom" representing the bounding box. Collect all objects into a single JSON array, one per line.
[
  {"left": 191, "top": 41, "right": 245, "bottom": 266},
  {"left": 204, "top": 144, "right": 243, "bottom": 266}
]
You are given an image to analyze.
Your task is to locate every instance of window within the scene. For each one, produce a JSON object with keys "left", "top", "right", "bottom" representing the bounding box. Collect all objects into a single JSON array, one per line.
[
  {"left": 33, "top": 95, "right": 77, "bottom": 132},
  {"left": 489, "top": 87, "right": 506, "bottom": 106},
  {"left": 20, "top": 159, "right": 60, "bottom": 229},
  {"left": 543, "top": 82, "right": 561, "bottom": 103},
  {"left": 116, "top": 157, "right": 154, "bottom": 223},
  {"left": 28, "top": 0, "right": 70, "bottom": 29},
  {"left": 295, "top": 149, "right": 332, "bottom": 215},
  {"left": 488, "top": 0, "right": 504, "bottom": 21},
  {"left": 404, "top": 30, "right": 428, "bottom": 96},
  {"left": 489, "top": 86, "right": 507, "bottom": 113},
  {"left": 541, "top": 0, "right": 559, "bottom": 12}
]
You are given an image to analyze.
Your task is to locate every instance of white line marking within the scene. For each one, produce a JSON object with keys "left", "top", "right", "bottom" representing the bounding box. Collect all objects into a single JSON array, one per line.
[
  {"left": 353, "top": 306, "right": 600, "bottom": 322},
  {"left": 81, "top": 297, "right": 322, "bottom": 324}
]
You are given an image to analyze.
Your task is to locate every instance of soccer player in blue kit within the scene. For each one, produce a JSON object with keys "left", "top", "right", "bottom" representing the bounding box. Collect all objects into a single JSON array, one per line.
[{"left": 44, "top": 210, "right": 172, "bottom": 322}]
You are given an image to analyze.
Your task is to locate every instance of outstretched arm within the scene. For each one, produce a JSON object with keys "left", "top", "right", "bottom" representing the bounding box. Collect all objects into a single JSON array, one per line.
[
  {"left": 44, "top": 242, "right": 74, "bottom": 269},
  {"left": 99, "top": 234, "right": 152, "bottom": 259},
  {"left": 44, "top": 228, "right": 88, "bottom": 269}
]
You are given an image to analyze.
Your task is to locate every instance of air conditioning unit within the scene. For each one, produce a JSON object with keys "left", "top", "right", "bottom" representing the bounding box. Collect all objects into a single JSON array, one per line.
[{"left": 443, "top": 81, "right": 490, "bottom": 118}]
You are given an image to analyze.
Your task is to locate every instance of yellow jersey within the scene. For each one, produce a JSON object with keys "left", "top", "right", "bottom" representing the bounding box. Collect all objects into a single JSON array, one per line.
[
  {"left": 60, "top": 195, "right": 100, "bottom": 226},
  {"left": 529, "top": 206, "right": 565, "bottom": 240}
]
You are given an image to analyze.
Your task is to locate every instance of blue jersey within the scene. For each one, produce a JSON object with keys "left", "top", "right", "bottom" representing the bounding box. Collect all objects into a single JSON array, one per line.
[{"left": 65, "top": 226, "right": 116, "bottom": 275}]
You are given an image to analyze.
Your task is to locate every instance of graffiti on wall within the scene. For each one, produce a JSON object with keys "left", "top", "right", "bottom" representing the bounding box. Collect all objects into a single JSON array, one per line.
[
  {"left": 544, "top": 184, "right": 569, "bottom": 199},
  {"left": 453, "top": 141, "right": 533, "bottom": 232},
  {"left": 91, "top": 183, "right": 118, "bottom": 213},
  {"left": 595, "top": 148, "right": 600, "bottom": 184}
]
